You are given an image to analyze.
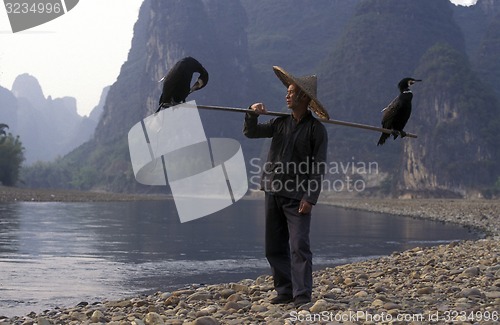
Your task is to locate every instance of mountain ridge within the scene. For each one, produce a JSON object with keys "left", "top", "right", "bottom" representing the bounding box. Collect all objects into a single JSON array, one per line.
[{"left": 18, "top": 0, "right": 500, "bottom": 198}]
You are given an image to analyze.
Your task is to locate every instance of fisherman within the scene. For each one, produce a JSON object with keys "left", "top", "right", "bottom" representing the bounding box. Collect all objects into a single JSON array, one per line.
[{"left": 243, "top": 66, "right": 328, "bottom": 307}]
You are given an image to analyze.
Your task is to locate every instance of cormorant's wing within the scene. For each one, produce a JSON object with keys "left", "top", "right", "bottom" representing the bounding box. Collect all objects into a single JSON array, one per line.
[{"left": 381, "top": 95, "right": 402, "bottom": 128}]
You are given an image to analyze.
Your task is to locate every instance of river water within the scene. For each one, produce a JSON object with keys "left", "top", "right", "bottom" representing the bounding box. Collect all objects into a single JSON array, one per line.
[{"left": 0, "top": 199, "right": 479, "bottom": 317}]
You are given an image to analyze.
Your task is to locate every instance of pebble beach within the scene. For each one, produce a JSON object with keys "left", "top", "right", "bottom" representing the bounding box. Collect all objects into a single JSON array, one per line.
[{"left": 0, "top": 187, "right": 499, "bottom": 325}]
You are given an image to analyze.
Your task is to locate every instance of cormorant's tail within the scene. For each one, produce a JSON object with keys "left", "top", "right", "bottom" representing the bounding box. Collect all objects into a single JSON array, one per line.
[{"left": 377, "top": 133, "right": 389, "bottom": 146}]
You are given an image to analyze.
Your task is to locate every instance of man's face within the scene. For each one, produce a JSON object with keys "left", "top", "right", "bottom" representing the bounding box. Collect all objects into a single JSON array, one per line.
[{"left": 286, "top": 84, "right": 302, "bottom": 109}]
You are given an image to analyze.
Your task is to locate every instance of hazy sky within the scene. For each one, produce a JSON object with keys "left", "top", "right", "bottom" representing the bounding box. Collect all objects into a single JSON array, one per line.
[
  {"left": 0, "top": 0, "right": 478, "bottom": 117},
  {"left": 0, "top": 0, "right": 143, "bottom": 116}
]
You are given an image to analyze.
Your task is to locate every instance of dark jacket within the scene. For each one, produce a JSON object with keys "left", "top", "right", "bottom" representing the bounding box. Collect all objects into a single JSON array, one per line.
[{"left": 243, "top": 110, "right": 328, "bottom": 204}]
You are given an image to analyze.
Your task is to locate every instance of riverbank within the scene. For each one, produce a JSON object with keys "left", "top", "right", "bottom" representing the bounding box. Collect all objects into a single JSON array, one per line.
[
  {"left": 0, "top": 186, "right": 167, "bottom": 203},
  {"left": 0, "top": 189, "right": 498, "bottom": 324},
  {"left": 325, "top": 198, "right": 500, "bottom": 237}
]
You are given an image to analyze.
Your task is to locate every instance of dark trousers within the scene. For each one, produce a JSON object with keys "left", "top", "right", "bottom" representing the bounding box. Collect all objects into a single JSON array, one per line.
[{"left": 265, "top": 193, "right": 312, "bottom": 299}]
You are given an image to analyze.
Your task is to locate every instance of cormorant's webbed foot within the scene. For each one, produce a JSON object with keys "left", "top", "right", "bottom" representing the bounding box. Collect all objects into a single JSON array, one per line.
[
  {"left": 156, "top": 101, "right": 183, "bottom": 113},
  {"left": 391, "top": 129, "right": 399, "bottom": 139},
  {"left": 155, "top": 104, "right": 168, "bottom": 113},
  {"left": 400, "top": 130, "right": 407, "bottom": 138}
]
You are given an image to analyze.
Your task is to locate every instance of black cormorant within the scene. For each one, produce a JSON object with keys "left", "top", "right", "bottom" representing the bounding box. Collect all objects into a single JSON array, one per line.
[
  {"left": 157, "top": 57, "right": 209, "bottom": 112},
  {"left": 377, "top": 78, "right": 421, "bottom": 146}
]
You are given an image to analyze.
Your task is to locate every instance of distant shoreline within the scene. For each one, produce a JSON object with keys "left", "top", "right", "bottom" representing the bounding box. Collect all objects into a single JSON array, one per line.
[
  {"left": 321, "top": 197, "right": 500, "bottom": 237},
  {"left": 0, "top": 186, "right": 169, "bottom": 203}
]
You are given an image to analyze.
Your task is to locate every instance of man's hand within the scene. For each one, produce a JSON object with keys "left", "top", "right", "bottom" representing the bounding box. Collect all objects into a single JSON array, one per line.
[
  {"left": 250, "top": 102, "right": 268, "bottom": 115},
  {"left": 298, "top": 199, "right": 312, "bottom": 215}
]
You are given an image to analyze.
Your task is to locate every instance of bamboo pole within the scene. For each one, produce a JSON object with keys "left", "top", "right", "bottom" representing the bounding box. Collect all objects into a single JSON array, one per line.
[{"left": 195, "top": 104, "right": 417, "bottom": 138}]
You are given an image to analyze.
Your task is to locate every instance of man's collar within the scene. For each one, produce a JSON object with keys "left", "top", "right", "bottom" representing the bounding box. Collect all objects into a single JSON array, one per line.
[{"left": 291, "top": 109, "right": 312, "bottom": 122}]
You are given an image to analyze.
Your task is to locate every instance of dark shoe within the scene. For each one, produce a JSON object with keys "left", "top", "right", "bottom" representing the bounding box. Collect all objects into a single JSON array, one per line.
[
  {"left": 270, "top": 294, "right": 293, "bottom": 304},
  {"left": 293, "top": 295, "right": 311, "bottom": 307}
]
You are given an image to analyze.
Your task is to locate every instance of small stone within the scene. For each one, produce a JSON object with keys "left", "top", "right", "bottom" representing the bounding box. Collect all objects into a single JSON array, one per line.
[
  {"left": 195, "top": 310, "right": 210, "bottom": 318},
  {"left": 323, "top": 293, "right": 337, "bottom": 299},
  {"left": 230, "top": 283, "right": 249, "bottom": 293},
  {"left": 106, "top": 299, "right": 133, "bottom": 308},
  {"left": 387, "top": 309, "right": 400, "bottom": 317},
  {"left": 36, "top": 317, "right": 53, "bottom": 325},
  {"left": 132, "top": 319, "right": 146, "bottom": 325},
  {"left": 171, "top": 289, "right": 195, "bottom": 296},
  {"left": 192, "top": 316, "right": 219, "bottom": 325},
  {"left": 485, "top": 291, "right": 500, "bottom": 299},
  {"left": 227, "top": 293, "right": 241, "bottom": 302},
  {"left": 462, "top": 266, "right": 480, "bottom": 276},
  {"left": 309, "top": 299, "right": 328, "bottom": 313},
  {"left": 90, "top": 310, "right": 105, "bottom": 323},
  {"left": 187, "top": 291, "right": 212, "bottom": 302},
  {"left": 164, "top": 295, "right": 180, "bottom": 306},
  {"left": 111, "top": 314, "right": 126, "bottom": 322},
  {"left": 69, "top": 311, "right": 87, "bottom": 322},
  {"left": 357, "top": 273, "right": 369, "bottom": 281},
  {"left": 417, "top": 287, "right": 434, "bottom": 295},
  {"left": 371, "top": 299, "right": 385, "bottom": 307},
  {"left": 354, "top": 290, "right": 368, "bottom": 298},
  {"left": 343, "top": 277, "right": 354, "bottom": 285},
  {"left": 220, "top": 289, "right": 236, "bottom": 298},
  {"left": 199, "top": 306, "right": 217, "bottom": 315},
  {"left": 144, "top": 312, "right": 165, "bottom": 325},
  {"left": 383, "top": 302, "right": 400, "bottom": 310},
  {"left": 136, "top": 300, "right": 148, "bottom": 307},
  {"left": 223, "top": 301, "right": 241, "bottom": 311},
  {"left": 460, "top": 287, "right": 483, "bottom": 298},
  {"left": 255, "top": 275, "right": 268, "bottom": 285},
  {"left": 370, "top": 271, "right": 385, "bottom": 278},
  {"left": 250, "top": 304, "right": 268, "bottom": 312}
]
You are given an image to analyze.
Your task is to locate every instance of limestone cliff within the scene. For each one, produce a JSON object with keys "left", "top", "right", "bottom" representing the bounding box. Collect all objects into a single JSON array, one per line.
[
  {"left": 95, "top": 0, "right": 255, "bottom": 144},
  {"left": 401, "top": 44, "right": 500, "bottom": 197}
]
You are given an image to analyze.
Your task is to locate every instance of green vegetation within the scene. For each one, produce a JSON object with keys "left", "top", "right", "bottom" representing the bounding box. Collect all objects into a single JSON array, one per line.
[{"left": 0, "top": 125, "right": 25, "bottom": 186}]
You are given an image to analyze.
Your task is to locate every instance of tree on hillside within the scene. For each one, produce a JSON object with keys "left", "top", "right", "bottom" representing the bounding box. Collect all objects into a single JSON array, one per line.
[
  {"left": 0, "top": 128, "right": 25, "bottom": 186},
  {"left": 0, "top": 123, "right": 8, "bottom": 144}
]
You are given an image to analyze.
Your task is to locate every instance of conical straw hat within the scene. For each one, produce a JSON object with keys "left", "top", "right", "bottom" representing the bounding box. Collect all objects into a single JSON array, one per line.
[{"left": 273, "top": 66, "right": 329, "bottom": 120}]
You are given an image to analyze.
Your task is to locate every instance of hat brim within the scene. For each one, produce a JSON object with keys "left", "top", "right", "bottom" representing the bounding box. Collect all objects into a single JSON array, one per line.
[{"left": 273, "top": 66, "right": 330, "bottom": 120}]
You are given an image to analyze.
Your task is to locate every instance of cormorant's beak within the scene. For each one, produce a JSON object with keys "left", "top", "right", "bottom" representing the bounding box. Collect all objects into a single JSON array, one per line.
[
  {"left": 189, "top": 78, "right": 205, "bottom": 93},
  {"left": 410, "top": 79, "right": 422, "bottom": 85}
]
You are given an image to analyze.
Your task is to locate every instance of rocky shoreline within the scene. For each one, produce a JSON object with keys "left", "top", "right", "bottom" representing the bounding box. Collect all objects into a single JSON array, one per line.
[{"left": 1, "top": 190, "right": 499, "bottom": 325}]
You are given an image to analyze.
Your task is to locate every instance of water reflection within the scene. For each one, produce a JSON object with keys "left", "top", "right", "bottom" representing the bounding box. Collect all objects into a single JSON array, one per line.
[{"left": 0, "top": 199, "right": 479, "bottom": 317}]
